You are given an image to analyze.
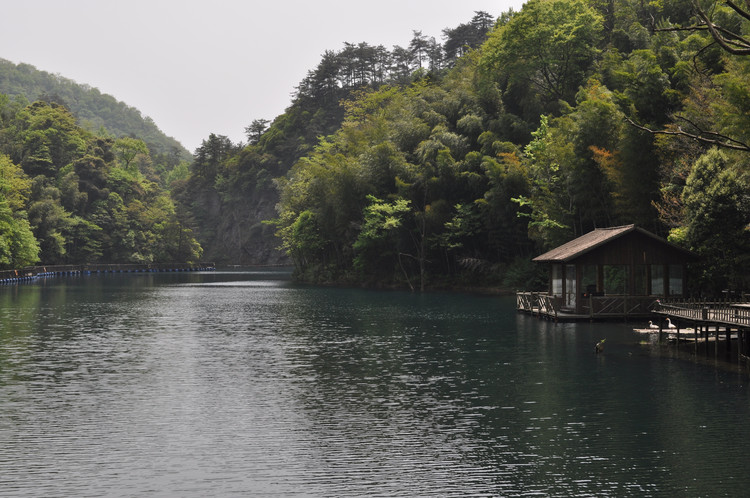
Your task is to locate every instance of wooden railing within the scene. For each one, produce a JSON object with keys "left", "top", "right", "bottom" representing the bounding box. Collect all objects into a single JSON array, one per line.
[
  {"left": 516, "top": 291, "right": 536, "bottom": 311},
  {"left": 538, "top": 294, "right": 560, "bottom": 318},
  {"left": 654, "top": 300, "right": 750, "bottom": 328},
  {"left": 517, "top": 292, "right": 557, "bottom": 318},
  {"left": 581, "top": 296, "right": 658, "bottom": 317},
  {"left": 1, "top": 263, "right": 216, "bottom": 283},
  {"left": 517, "top": 291, "right": 658, "bottom": 320}
]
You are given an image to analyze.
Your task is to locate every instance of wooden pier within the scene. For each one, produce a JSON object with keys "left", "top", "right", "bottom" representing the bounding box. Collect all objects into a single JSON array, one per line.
[{"left": 650, "top": 300, "right": 750, "bottom": 365}]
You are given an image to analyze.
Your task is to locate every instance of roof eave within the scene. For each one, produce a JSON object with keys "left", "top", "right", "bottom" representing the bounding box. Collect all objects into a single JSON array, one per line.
[
  {"left": 530, "top": 225, "right": 696, "bottom": 263},
  {"left": 532, "top": 225, "right": 637, "bottom": 263}
]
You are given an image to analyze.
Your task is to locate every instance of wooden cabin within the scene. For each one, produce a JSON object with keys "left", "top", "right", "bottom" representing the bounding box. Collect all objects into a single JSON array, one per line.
[{"left": 517, "top": 225, "right": 696, "bottom": 320}]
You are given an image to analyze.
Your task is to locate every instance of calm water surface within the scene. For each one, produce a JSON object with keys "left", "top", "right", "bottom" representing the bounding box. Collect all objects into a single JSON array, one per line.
[{"left": 1, "top": 269, "right": 749, "bottom": 496}]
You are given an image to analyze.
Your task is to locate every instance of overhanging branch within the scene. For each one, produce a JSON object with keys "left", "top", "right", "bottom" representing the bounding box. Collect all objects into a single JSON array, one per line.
[
  {"left": 692, "top": 0, "right": 750, "bottom": 55},
  {"left": 625, "top": 116, "right": 750, "bottom": 152},
  {"left": 655, "top": 2, "right": 750, "bottom": 55},
  {"left": 727, "top": 0, "right": 750, "bottom": 22}
]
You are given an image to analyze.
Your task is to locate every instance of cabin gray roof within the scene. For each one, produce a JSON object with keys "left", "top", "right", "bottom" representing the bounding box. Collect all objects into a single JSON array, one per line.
[{"left": 532, "top": 224, "right": 690, "bottom": 263}]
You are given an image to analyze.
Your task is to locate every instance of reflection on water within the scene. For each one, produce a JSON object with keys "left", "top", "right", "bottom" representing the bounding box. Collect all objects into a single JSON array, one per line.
[{"left": 1, "top": 269, "right": 749, "bottom": 496}]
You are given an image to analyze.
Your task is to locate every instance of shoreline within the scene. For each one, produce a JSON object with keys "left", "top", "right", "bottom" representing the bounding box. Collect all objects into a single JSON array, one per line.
[
  {"left": 0, "top": 262, "right": 215, "bottom": 284},
  {"left": 2, "top": 263, "right": 519, "bottom": 296},
  {"left": 289, "top": 276, "right": 517, "bottom": 296}
]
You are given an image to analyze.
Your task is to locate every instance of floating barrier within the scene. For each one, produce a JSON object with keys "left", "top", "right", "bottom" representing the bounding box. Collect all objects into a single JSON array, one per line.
[{"left": 0, "top": 263, "right": 215, "bottom": 284}]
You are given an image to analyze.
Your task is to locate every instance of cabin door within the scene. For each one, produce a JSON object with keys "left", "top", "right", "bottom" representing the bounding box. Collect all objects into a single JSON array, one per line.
[{"left": 565, "top": 264, "right": 576, "bottom": 307}]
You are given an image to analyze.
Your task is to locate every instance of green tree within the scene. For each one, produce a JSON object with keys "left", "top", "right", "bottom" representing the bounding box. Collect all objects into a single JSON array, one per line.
[
  {"left": 91, "top": 192, "right": 132, "bottom": 262},
  {"left": 113, "top": 137, "right": 149, "bottom": 172},
  {"left": 0, "top": 197, "right": 39, "bottom": 268},
  {"left": 65, "top": 216, "right": 103, "bottom": 262},
  {"left": 152, "top": 219, "right": 203, "bottom": 263},
  {"left": 0, "top": 154, "right": 38, "bottom": 267},
  {"left": 565, "top": 80, "right": 622, "bottom": 230},
  {"left": 27, "top": 184, "right": 73, "bottom": 263},
  {"left": 14, "top": 102, "right": 87, "bottom": 177},
  {"left": 480, "top": 0, "right": 604, "bottom": 119},
  {"left": 244, "top": 119, "right": 270, "bottom": 145},
  {"left": 0, "top": 154, "right": 32, "bottom": 212},
  {"left": 514, "top": 115, "right": 572, "bottom": 249},
  {"left": 353, "top": 195, "right": 412, "bottom": 284},
  {"left": 681, "top": 148, "right": 750, "bottom": 293},
  {"left": 279, "top": 210, "right": 326, "bottom": 273},
  {"left": 443, "top": 11, "right": 497, "bottom": 63}
]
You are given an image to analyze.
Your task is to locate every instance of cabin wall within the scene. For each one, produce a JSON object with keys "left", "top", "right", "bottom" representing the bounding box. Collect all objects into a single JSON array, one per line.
[{"left": 547, "top": 232, "right": 690, "bottom": 303}]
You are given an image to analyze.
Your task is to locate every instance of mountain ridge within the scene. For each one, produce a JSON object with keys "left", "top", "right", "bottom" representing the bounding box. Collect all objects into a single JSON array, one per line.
[{"left": 0, "top": 58, "right": 190, "bottom": 160}]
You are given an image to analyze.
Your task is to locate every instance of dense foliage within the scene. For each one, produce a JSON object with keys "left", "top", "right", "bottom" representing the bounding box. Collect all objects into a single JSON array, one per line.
[
  {"left": 171, "top": 14, "right": 500, "bottom": 266},
  {"left": 176, "top": 1, "right": 750, "bottom": 294},
  {"left": 0, "top": 97, "right": 202, "bottom": 267},
  {"left": 0, "top": 58, "right": 190, "bottom": 166}
]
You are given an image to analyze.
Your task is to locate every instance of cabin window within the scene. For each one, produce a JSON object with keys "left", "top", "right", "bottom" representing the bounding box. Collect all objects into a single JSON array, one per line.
[
  {"left": 651, "top": 265, "right": 665, "bottom": 296},
  {"left": 565, "top": 264, "right": 576, "bottom": 306},
  {"left": 634, "top": 265, "right": 648, "bottom": 295},
  {"left": 669, "top": 265, "right": 683, "bottom": 296},
  {"left": 581, "top": 265, "right": 598, "bottom": 296},
  {"left": 604, "top": 265, "right": 628, "bottom": 294},
  {"left": 551, "top": 264, "right": 562, "bottom": 296}
]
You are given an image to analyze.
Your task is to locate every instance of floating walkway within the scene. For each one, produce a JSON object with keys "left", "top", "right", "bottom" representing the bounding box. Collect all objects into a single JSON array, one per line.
[
  {"left": 650, "top": 300, "right": 750, "bottom": 365},
  {"left": 0, "top": 262, "right": 215, "bottom": 284}
]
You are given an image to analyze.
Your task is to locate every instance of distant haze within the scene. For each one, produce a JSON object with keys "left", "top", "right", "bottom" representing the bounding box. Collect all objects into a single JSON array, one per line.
[{"left": 0, "top": 0, "right": 525, "bottom": 153}]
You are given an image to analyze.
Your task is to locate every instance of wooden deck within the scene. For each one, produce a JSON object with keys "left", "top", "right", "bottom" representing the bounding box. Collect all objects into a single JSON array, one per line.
[
  {"left": 516, "top": 292, "right": 658, "bottom": 321},
  {"left": 650, "top": 299, "right": 750, "bottom": 362},
  {"left": 517, "top": 293, "right": 750, "bottom": 368},
  {"left": 653, "top": 300, "right": 750, "bottom": 328}
]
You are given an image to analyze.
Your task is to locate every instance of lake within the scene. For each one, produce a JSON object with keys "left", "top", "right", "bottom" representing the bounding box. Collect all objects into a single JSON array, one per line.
[{"left": 1, "top": 268, "right": 749, "bottom": 496}]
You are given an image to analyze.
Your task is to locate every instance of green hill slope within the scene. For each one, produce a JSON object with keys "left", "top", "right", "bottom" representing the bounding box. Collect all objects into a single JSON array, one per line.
[{"left": 0, "top": 58, "right": 189, "bottom": 159}]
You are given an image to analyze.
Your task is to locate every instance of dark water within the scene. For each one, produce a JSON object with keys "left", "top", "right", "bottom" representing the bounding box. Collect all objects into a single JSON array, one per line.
[{"left": 1, "top": 269, "right": 749, "bottom": 497}]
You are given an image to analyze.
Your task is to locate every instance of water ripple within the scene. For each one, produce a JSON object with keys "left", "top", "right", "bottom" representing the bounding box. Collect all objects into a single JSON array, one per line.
[{"left": 1, "top": 271, "right": 749, "bottom": 496}]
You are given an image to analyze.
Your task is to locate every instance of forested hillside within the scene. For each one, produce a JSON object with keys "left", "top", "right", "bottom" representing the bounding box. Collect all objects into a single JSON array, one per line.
[
  {"left": 173, "top": 12, "right": 498, "bottom": 267},
  {"left": 4, "top": 1, "right": 748, "bottom": 294},
  {"left": 177, "top": 1, "right": 750, "bottom": 294},
  {"left": 0, "top": 59, "right": 190, "bottom": 163},
  {"left": 0, "top": 97, "right": 201, "bottom": 267}
]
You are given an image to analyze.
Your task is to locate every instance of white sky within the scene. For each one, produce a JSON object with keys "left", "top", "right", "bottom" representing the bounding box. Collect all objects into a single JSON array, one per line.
[{"left": 1, "top": 0, "right": 525, "bottom": 153}]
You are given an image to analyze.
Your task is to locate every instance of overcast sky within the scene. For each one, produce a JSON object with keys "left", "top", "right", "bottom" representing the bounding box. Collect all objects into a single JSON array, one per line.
[{"left": 1, "top": 0, "right": 525, "bottom": 152}]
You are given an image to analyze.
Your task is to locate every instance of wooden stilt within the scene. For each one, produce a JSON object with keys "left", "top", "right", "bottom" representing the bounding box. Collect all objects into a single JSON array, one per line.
[
  {"left": 715, "top": 326, "right": 719, "bottom": 357},
  {"left": 704, "top": 326, "right": 709, "bottom": 357},
  {"left": 658, "top": 322, "right": 664, "bottom": 344},
  {"left": 726, "top": 327, "right": 731, "bottom": 356},
  {"left": 693, "top": 322, "right": 700, "bottom": 356},
  {"left": 739, "top": 330, "right": 743, "bottom": 366}
]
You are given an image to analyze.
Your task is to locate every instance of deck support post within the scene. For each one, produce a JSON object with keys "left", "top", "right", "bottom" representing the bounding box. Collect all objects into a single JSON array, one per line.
[
  {"left": 726, "top": 327, "right": 731, "bottom": 356},
  {"left": 694, "top": 322, "right": 698, "bottom": 354},
  {"left": 737, "top": 328, "right": 744, "bottom": 365},
  {"left": 704, "top": 326, "right": 709, "bottom": 357},
  {"left": 658, "top": 322, "right": 664, "bottom": 343},
  {"left": 737, "top": 328, "right": 744, "bottom": 363},
  {"left": 715, "top": 327, "right": 719, "bottom": 357}
]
